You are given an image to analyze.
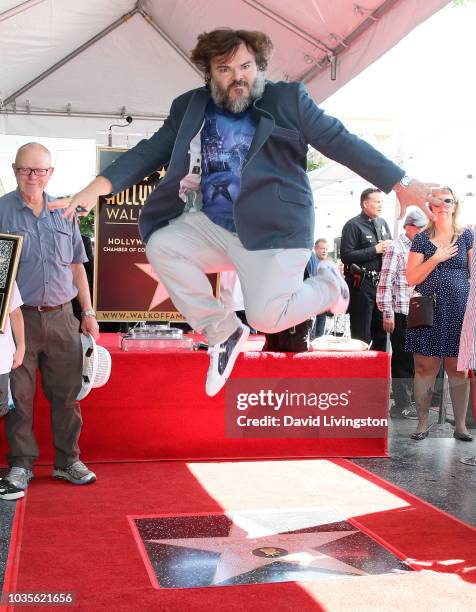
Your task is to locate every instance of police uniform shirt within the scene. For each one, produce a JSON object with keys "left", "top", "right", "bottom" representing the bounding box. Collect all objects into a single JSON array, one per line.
[{"left": 340, "top": 211, "right": 391, "bottom": 273}]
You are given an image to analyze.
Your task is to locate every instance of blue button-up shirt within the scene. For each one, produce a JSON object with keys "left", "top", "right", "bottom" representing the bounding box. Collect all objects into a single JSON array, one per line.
[{"left": 0, "top": 188, "right": 87, "bottom": 306}]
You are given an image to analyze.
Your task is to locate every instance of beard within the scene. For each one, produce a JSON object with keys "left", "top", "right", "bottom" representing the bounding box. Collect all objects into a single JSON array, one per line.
[{"left": 210, "top": 71, "right": 266, "bottom": 113}]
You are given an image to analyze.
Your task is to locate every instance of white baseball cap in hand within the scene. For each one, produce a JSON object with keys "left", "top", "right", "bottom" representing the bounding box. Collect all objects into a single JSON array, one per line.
[{"left": 77, "top": 333, "right": 112, "bottom": 400}]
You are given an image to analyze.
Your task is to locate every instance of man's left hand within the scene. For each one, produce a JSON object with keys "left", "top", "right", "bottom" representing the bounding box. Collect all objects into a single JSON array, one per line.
[
  {"left": 394, "top": 179, "right": 441, "bottom": 222},
  {"left": 81, "top": 316, "right": 100, "bottom": 341}
]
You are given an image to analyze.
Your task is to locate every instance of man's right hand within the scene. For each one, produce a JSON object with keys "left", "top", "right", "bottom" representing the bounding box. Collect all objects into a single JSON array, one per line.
[
  {"left": 179, "top": 172, "right": 201, "bottom": 199},
  {"left": 375, "top": 240, "right": 392, "bottom": 254},
  {"left": 48, "top": 176, "right": 113, "bottom": 221},
  {"left": 383, "top": 318, "right": 395, "bottom": 333}
]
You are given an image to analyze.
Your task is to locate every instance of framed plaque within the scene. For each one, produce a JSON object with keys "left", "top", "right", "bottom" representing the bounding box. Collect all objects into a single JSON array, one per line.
[{"left": 0, "top": 233, "right": 23, "bottom": 333}]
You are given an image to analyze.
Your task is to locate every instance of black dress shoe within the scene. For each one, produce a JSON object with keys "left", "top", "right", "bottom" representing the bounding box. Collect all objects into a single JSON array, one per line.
[
  {"left": 453, "top": 431, "right": 474, "bottom": 442},
  {"left": 410, "top": 431, "right": 429, "bottom": 441}
]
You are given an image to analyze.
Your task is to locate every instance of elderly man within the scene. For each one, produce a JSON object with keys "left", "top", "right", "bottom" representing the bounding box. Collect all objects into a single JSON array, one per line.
[
  {"left": 377, "top": 209, "right": 427, "bottom": 418},
  {"left": 51, "top": 28, "right": 439, "bottom": 396},
  {"left": 0, "top": 143, "right": 99, "bottom": 490}
]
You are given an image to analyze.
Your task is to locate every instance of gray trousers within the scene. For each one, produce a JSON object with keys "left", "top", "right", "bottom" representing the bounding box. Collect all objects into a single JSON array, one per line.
[
  {"left": 146, "top": 212, "right": 339, "bottom": 345},
  {"left": 6, "top": 303, "right": 83, "bottom": 469}
]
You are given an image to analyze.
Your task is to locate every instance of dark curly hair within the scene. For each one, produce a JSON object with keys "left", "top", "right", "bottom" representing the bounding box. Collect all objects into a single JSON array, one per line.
[{"left": 190, "top": 28, "right": 274, "bottom": 84}]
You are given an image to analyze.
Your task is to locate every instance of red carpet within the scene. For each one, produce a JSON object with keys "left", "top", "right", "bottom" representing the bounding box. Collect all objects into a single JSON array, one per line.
[
  {"left": 2, "top": 459, "right": 475, "bottom": 612},
  {"left": 0, "top": 334, "right": 390, "bottom": 464}
]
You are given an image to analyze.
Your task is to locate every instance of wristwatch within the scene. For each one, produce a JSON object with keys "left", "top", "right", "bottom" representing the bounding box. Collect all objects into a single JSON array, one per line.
[
  {"left": 398, "top": 174, "right": 412, "bottom": 187},
  {"left": 81, "top": 309, "right": 96, "bottom": 318}
]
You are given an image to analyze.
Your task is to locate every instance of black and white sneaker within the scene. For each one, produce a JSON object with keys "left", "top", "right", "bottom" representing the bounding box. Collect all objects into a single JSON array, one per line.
[
  {"left": 390, "top": 402, "right": 418, "bottom": 420},
  {"left": 206, "top": 324, "right": 250, "bottom": 397},
  {"left": 401, "top": 403, "right": 419, "bottom": 420},
  {"left": 0, "top": 478, "right": 24, "bottom": 500}
]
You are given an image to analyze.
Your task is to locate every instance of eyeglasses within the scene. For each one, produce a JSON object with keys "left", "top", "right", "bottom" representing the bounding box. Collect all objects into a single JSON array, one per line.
[
  {"left": 432, "top": 198, "right": 455, "bottom": 207},
  {"left": 15, "top": 167, "right": 51, "bottom": 176}
]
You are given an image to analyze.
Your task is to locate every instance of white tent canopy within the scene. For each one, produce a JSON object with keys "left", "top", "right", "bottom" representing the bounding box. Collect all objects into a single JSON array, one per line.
[{"left": 0, "top": 0, "right": 448, "bottom": 140}]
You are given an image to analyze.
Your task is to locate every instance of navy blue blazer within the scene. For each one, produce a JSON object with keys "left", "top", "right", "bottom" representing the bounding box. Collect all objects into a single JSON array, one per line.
[{"left": 101, "top": 81, "right": 404, "bottom": 250}]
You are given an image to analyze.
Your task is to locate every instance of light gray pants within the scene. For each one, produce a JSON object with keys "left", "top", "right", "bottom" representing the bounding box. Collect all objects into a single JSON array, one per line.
[{"left": 146, "top": 212, "right": 339, "bottom": 345}]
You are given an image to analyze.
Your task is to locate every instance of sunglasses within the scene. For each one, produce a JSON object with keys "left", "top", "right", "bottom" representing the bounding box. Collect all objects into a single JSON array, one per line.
[{"left": 432, "top": 198, "right": 455, "bottom": 208}]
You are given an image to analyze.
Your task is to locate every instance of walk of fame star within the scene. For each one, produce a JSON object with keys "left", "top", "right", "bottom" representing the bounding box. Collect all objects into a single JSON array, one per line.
[
  {"left": 134, "top": 263, "right": 169, "bottom": 310},
  {"left": 131, "top": 507, "right": 412, "bottom": 589}
]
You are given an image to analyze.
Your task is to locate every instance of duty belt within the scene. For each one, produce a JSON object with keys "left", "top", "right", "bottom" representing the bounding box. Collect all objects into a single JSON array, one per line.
[{"left": 345, "top": 264, "right": 380, "bottom": 289}]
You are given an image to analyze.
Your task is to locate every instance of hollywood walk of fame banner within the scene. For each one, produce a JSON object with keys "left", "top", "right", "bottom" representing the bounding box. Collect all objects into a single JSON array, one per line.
[
  {"left": 0, "top": 233, "right": 23, "bottom": 334},
  {"left": 94, "top": 147, "right": 219, "bottom": 322}
]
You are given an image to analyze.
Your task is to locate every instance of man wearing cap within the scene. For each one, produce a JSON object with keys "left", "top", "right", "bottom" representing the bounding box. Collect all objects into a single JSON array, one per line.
[
  {"left": 0, "top": 142, "right": 99, "bottom": 490},
  {"left": 376, "top": 208, "right": 427, "bottom": 418}
]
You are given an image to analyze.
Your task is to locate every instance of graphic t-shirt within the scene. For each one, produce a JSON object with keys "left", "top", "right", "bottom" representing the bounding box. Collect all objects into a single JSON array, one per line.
[{"left": 200, "top": 101, "right": 256, "bottom": 233}]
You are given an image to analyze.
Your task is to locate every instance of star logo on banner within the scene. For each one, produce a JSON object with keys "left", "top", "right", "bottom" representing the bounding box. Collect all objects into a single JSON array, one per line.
[
  {"left": 158, "top": 167, "right": 166, "bottom": 179},
  {"left": 147, "top": 520, "right": 366, "bottom": 585},
  {"left": 134, "top": 263, "right": 169, "bottom": 310}
]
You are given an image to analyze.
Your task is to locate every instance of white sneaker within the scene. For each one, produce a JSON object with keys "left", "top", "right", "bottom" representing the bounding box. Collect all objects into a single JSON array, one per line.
[
  {"left": 6, "top": 466, "right": 33, "bottom": 490},
  {"left": 316, "top": 260, "right": 349, "bottom": 315},
  {"left": 206, "top": 324, "right": 250, "bottom": 397},
  {"left": 53, "top": 460, "right": 96, "bottom": 485}
]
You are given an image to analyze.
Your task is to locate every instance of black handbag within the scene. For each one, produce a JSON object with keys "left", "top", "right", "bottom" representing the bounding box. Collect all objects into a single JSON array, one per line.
[{"left": 407, "top": 294, "right": 435, "bottom": 328}]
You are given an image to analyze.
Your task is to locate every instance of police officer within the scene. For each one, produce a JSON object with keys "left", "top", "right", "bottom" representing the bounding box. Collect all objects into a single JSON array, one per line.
[{"left": 340, "top": 188, "right": 392, "bottom": 350}]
